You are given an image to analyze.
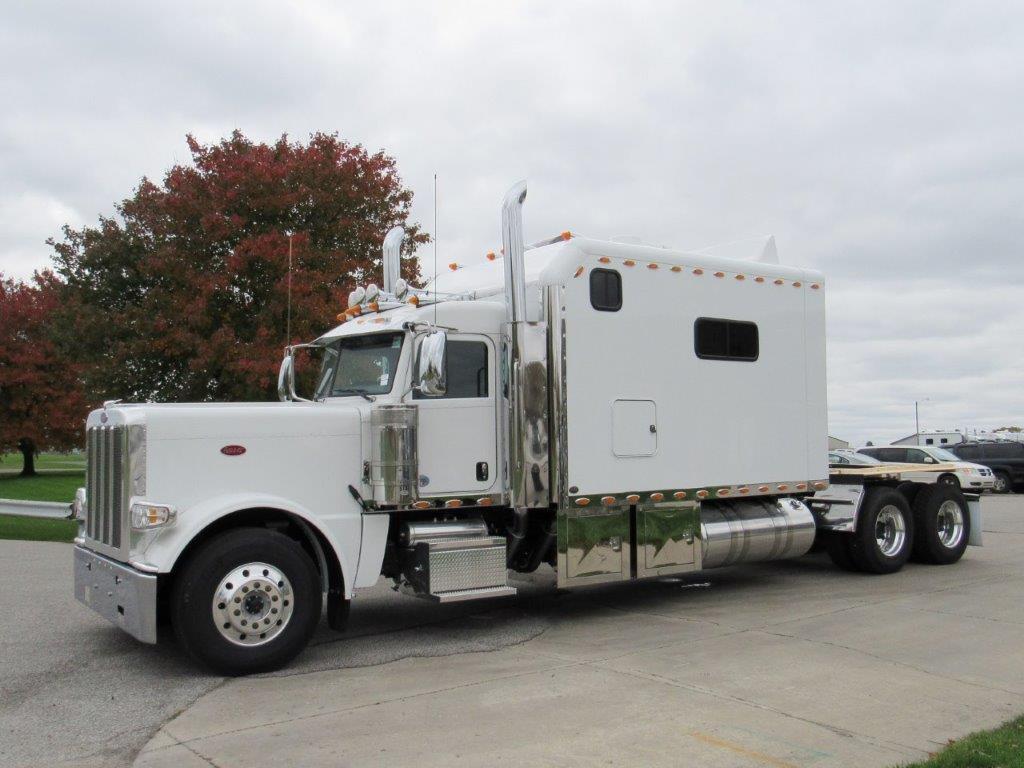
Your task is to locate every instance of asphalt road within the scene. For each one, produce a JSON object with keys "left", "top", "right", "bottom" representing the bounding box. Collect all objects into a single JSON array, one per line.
[{"left": 2, "top": 496, "right": 1023, "bottom": 768}]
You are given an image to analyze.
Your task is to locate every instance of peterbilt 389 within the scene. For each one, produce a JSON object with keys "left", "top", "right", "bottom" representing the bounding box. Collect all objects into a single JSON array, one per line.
[{"left": 72, "top": 181, "right": 980, "bottom": 674}]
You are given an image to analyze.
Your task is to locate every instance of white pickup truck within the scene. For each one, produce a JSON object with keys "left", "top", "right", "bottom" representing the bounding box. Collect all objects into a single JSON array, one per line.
[{"left": 72, "top": 182, "right": 981, "bottom": 674}]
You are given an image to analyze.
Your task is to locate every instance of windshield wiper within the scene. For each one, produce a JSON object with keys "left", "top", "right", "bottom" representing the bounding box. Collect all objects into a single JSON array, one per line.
[{"left": 334, "top": 388, "right": 376, "bottom": 402}]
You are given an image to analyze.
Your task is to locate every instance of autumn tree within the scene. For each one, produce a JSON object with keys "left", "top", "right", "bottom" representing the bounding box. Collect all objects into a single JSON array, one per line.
[
  {"left": 0, "top": 272, "right": 87, "bottom": 475},
  {"left": 49, "top": 131, "right": 424, "bottom": 404}
]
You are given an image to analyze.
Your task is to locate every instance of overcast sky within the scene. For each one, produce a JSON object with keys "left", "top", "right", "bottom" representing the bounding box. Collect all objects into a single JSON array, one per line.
[{"left": 2, "top": 1, "right": 1021, "bottom": 445}]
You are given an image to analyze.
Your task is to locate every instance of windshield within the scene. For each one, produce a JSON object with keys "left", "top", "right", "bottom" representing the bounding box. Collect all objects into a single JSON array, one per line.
[
  {"left": 928, "top": 447, "right": 961, "bottom": 462},
  {"left": 316, "top": 333, "right": 404, "bottom": 398}
]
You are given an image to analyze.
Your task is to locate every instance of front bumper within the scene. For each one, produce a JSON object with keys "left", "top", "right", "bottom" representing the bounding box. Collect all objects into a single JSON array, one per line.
[{"left": 74, "top": 545, "right": 158, "bottom": 644}]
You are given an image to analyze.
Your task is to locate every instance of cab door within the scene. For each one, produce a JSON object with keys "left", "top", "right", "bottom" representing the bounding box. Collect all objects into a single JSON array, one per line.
[{"left": 414, "top": 334, "right": 498, "bottom": 497}]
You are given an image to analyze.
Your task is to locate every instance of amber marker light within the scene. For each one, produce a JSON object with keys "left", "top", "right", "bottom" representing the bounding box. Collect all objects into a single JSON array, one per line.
[
  {"left": 812, "top": 481, "right": 828, "bottom": 490},
  {"left": 735, "top": 274, "right": 745, "bottom": 281},
  {"left": 573, "top": 266, "right": 584, "bottom": 278},
  {"left": 696, "top": 489, "right": 709, "bottom": 499},
  {"left": 367, "top": 301, "right": 379, "bottom": 313},
  {"left": 448, "top": 262, "right": 459, "bottom": 271},
  {"left": 758, "top": 485, "right": 769, "bottom": 493},
  {"left": 626, "top": 494, "right": 640, "bottom": 503},
  {"left": 793, "top": 281, "right": 802, "bottom": 288},
  {"left": 777, "top": 484, "right": 789, "bottom": 491},
  {"left": 624, "top": 260, "right": 636, "bottom": 267},
  {"left": 408, "top": 295, "right": 420, "bottom": 306},
  {"left": 795, "top": 483, "right": 808, "bottom": 491},
  {"left": 673, "top": 491, "right": 687, "bottom": 500},
  {"left": 560, "top": 231, "right": 573, "bottom": 240},
  {"left": 670, "top": 266, "right": 682, "bottom": 273},
  {"left": 755, "top": 277, "right": 765, "bottom": 283},
  {"left": 335, "top": 313, "right": 347, "bottom": 322},
  {"left": 738, "top": 487, "right": 750, "bottom": 494},
  {"left": 774, "top": 279, "right": 784, "bottom": 285},
  {"left": 693, "top": 268, "right": 704, "bottom": 276},
  {"left": 649, "top": 492, "right": 665, "bottom": 502},
  {"left": 601, "top": 496, "right": 616, "bottom": 506},
  {"left": 575, "top": 497, "right": 591, "bottom": 507},
  {"left": 412, "top": 501, "right": 431, "bottom": 509},
  {"left": 444, "top": 499, "right": 463, "bottom": 508},
  {"left": 598, "top": 256, "right": 610, "bottom": 264},
  {"left": 714, "top": 271, "right": 725, "bottom": 278},
  {"left": 717, "top": 488, "right": 730, "bottom": 497},
  {"left": 486, "top": 252, "right": 496, "bottom": 261},
  {"left": 476, "top": 497, "right": 493, "bottom": 506},
  {"left": 811, "top": 283, "right": 821, "bottom": 290},
  {"left": 647, "top": 263, "right": 659, "bottom": 270}
]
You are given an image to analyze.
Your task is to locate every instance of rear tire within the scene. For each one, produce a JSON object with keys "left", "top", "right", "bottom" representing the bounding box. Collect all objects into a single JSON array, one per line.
[
  {"left": 171, "top": 528, "right": 322, "bottom": 675},
  {"left": 823, "top": 532, "right": 858, "bottom": 571},
  {"left": 848, "top": 487, "right": 914, "bottom": 574},
  {"left": 911, "top": 485, "right": 970, "bottom": 565},
  {"left": 992, "top": 471, "right": 1011, "bottom": 494}
]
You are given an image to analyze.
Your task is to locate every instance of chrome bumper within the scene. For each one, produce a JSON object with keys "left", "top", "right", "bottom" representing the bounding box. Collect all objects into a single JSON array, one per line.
[{"left": 74, "top": 545, "right": 158, "bottom": 644}]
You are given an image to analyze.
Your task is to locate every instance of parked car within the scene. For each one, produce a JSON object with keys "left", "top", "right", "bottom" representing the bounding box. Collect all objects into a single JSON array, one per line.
[
  {"left": 828, "top": 451, "right": 883, "bottom": 467},
  {"left": 944, "top": 441, "right": 1024, "bottom": 494},
  {"left": 856, "top": 445, "right": 995, "bottom": 492}
]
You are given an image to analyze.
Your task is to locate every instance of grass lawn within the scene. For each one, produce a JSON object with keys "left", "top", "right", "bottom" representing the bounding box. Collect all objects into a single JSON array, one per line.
[
  {"left": 901, "top": 714, "right": 1024, "bottom": 767},
  {"left": 0, "top": 451, "right": 85, "bottom": 474},
  {"left": 0, "top": 472, "right": 84, "bottom": 503},
  {"left": 0, "top": 514, "right": 78, "bottom": 543}
]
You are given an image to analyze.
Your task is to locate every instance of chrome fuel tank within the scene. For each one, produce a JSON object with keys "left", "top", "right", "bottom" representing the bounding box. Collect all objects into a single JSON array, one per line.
[{"left": 700, "top": 497, "right": 816, "bottom": 569}]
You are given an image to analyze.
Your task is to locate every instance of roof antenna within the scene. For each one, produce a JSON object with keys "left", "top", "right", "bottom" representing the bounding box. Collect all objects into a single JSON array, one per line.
[{"left": 433, "top": 173, "right": 438, "bottom": 326}]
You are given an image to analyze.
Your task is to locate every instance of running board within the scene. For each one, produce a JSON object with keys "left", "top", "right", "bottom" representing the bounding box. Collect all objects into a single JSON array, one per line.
[{"left": 429, "top": 585, "right": 518, "bottom": 603}]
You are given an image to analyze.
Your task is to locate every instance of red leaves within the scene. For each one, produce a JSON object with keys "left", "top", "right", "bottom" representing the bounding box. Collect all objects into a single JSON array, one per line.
[
  {"left": 48, "top": 131, "right": 427, "bottom": 404},
  {"left": 0, "top": 272, "right": 87, "bottom": 453}
]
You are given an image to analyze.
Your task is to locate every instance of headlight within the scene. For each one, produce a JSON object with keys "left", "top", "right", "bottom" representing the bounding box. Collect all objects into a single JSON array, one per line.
[{"left": 131, "top": 502, "right": 176, "bottom": 530}]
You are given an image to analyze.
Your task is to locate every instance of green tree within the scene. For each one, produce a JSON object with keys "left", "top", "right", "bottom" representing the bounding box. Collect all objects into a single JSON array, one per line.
[{"left": 49, "top": 131, "right": 424, "bottom": 403}]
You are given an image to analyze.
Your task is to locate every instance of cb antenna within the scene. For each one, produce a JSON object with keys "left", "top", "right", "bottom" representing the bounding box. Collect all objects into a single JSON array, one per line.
[
  {"left": 286, "top": 230, "right": 294, "bottom": 345},
  {"left": 433, "top": 173, "right": 438, "bottom": 325}
]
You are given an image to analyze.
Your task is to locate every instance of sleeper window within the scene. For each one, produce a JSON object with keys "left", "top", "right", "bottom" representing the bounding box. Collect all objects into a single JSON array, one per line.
[
  {"left": 414, "top": 340, "right": 489, "bottom": 399},
  {"left": 694, "top": 318, "right": 759, "bottom": 361},
  {"left": 590, "top": 268, "right": 622, "bottom": 312}
]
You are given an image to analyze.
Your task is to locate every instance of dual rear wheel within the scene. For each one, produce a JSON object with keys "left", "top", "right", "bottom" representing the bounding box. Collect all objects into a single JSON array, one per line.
[{"left": 824, "top": 485, "right": 969, "bottom": 574}]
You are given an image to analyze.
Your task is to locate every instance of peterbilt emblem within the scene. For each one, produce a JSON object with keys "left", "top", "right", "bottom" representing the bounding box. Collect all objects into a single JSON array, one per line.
[
  {"left": 100, "top": 413, "right": 108, "bottom": 423},
  {"left": 419, "top": 475, "right": 429, "bottom": 487},
  {"left": 220, "top": 445, "right": 246, "bottom": 456}
]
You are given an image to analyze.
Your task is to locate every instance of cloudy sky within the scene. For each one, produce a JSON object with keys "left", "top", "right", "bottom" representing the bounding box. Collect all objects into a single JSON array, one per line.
[{"left": 2, "top": 1, "right": 1021, "bottom": 445}]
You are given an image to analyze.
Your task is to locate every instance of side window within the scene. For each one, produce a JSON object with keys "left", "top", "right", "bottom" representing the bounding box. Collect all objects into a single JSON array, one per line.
[
  {"left": 957, "top": 445, "right": 979, "bottom": 459},
  {"left": 590, "top": 268, "right": 622, "bottom": 312},
  {"left": 414, "top": 340, "right": 489, "bottom": 400},
  {"left": 694, "top": 318, "right": 759, "bottom": 361},
  {"left": 940, "top": 438, "right": 948, "bottom": 444},
  {"left": 925, "top": 438, "right": 934, "bottom": 445},
  {"left": 906, "top": 449, "right": 929, "bottom": 463},
  {"left": 878, "top": 448, "right": 906, "bottom": 462}
]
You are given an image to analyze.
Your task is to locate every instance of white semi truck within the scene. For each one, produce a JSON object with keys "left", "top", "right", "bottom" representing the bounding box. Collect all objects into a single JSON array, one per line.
[{"left": 73, "top": 182, "right": 981, "bottom": 674}]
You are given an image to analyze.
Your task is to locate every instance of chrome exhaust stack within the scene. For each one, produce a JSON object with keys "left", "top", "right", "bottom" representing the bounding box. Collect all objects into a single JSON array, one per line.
[
  {"left": 501, "top": 181, "right": 528, "bottom": 324},
  {"left": 382, "top": 226, "right": 405, "bottom": 296}
]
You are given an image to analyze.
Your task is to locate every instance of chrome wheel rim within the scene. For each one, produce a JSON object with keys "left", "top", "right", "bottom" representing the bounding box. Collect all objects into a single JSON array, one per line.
[
  {"left": 212, "top": 562, "right": 293, "bottom": 647},
  {"left": 994, "top": 475, "right": 1007, "bottom": 492},
  {"left": 936, "top": 500, "right": 965, "bottom": 549},
  {"left": 875, "top": 506, "right": 906, "bottom": 558}
]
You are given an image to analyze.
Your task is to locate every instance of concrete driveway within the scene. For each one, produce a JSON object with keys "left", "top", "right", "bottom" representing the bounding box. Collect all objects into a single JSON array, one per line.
[{"left": 3, "top": 497, "right": 1023, "bottom": 767}]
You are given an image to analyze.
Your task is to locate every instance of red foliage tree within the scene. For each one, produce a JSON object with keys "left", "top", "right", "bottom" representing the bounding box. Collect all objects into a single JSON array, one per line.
[
  {"left": 0, "top": 272, "right": 87, "bottom": 475},
  {"left": 49, "top": 131, "right": 424, "bottom": 403}
]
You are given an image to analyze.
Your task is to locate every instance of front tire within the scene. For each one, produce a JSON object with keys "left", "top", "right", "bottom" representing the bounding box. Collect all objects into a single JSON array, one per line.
[
  {"left": 911, "top": 485, "right": 970, "bottom": 565},
  {"left": 171, "top": 528, "right": 322, "bottom": 675},
  {"left": 938, "top": 473, "right": 960, "bottom": 490},
  {"left": 992, "top": 471, "right": 1011, "bottom": 494},
  {"left": 848, "top": 488, "right": 914, "bottom": 574}
]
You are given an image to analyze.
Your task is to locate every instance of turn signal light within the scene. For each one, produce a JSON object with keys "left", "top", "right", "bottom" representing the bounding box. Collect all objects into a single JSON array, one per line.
[
  {"left": 486, "top": 252, "right": 496, "bottom": 261},
  {"left": 574, "top": 266, "right": 584, "bottom": 278},
  {"left": 777, "top": 484, "right": 789, "bottom": 491},
  {"left": 408, "top": 295, "right": 420, "bottom": 306},
  {"left": 624, "top": 260, "right": 636, "bottom": 267},
  {"left": 448, "top": 262, "right": 459, "bottom": 271},
  {"left": 755, "top": 277, "right": 765, "bottom": 283},
  {"left": 412, "top": 500, "right": 431, "bottom": 509},
  {"left": 714, "top": 271, "right": 725, "bottom": 278},
  {"left": 670, "top": 266, "right": 682, "bottom": 273},
  {"left": 598, "top": 256, "right": 611, "bottom": 264},
  {"left": 693, "top": 268, "right": 704, "bottom": 276},
  {"left": 774, "top": 279, "right": 784, "bottom": 285},
  {"left": 560, "top": 231, "right": 573, "bottom": 241},
  {"left": 131, "top": 502, "right": 176, "bottom": 530},
  {"left": 647, "top": 263, "right": 659, "bottom": 270},
  {"left": 812, "top": 481, "right": 828, "bottom": 490},
  {"left": 476, "top": 497, "right": 493, "bottom": 506}
]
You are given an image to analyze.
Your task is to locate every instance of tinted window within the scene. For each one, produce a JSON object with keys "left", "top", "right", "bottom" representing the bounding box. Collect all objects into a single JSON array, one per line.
[
  {"left": 906, "top": 449, "right": 931, "bottom": 463},
  {"left": 988, "top": 444, "right": 1023, "bottom": 459},
  {"left": 876, "top": 448, "right": 906, "bottom": 462},
  {"left": 694, "top": 318, "right": 759, "bottom": 361},
  {"left": 415, "top": 340, "right": 489, "bottom": 400},
  {"left": 925, "top": 438, "right": 934, "bottom": 444},
  {"left": 954, "top": 445, "right": 980, "bottom": 459},
  {"left": 590, "top": 268, "right": 622, "bottom": 311}
]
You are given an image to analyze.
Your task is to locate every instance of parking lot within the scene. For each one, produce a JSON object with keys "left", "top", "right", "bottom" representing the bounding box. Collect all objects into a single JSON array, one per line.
[{"left": 1, "top": 495, "right": 1021, "bottom": 768}]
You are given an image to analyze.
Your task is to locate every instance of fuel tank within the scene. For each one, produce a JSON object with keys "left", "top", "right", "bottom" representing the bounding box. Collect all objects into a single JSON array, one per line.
[{"left": 700, "top": 497, "right": 816, "bottom": 569}]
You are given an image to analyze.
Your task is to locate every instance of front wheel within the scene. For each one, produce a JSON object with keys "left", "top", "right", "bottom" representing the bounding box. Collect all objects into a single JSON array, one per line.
[
  {"left": 848, "top": 488, "right": 914, "bottom": 574},
  {"left": 992, "top": 471, "right": 1011, "bottom": 494},
  {"left": 938, "top": 473, "right": 960, "bottom": 490},
  {"left": 171, "top": 528, "right": 322, "bottom": 675}
]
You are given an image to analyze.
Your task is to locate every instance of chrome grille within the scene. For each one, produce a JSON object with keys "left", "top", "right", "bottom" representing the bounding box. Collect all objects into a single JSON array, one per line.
[{"left": 86, "top": 425, "right": 127, "bottom": 552}]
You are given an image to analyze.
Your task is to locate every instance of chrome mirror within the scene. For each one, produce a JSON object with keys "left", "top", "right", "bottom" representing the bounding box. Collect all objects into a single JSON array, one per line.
[
  {"left": 277, "top": 351, "right": 297, "bottom": 402},
  {"left": 416, "top": 331, "right": 447, "bottom": 396}
]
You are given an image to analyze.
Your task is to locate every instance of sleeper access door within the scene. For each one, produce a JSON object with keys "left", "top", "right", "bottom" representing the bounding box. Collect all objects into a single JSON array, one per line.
[{"left": 549, "top": 257, "right": 701, "bottom": 588}]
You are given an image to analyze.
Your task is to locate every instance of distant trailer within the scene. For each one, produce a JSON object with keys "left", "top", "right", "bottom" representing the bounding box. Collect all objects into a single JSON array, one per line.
[{"left": 891, "top": 431, "right": 966, "bottom": 447}]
